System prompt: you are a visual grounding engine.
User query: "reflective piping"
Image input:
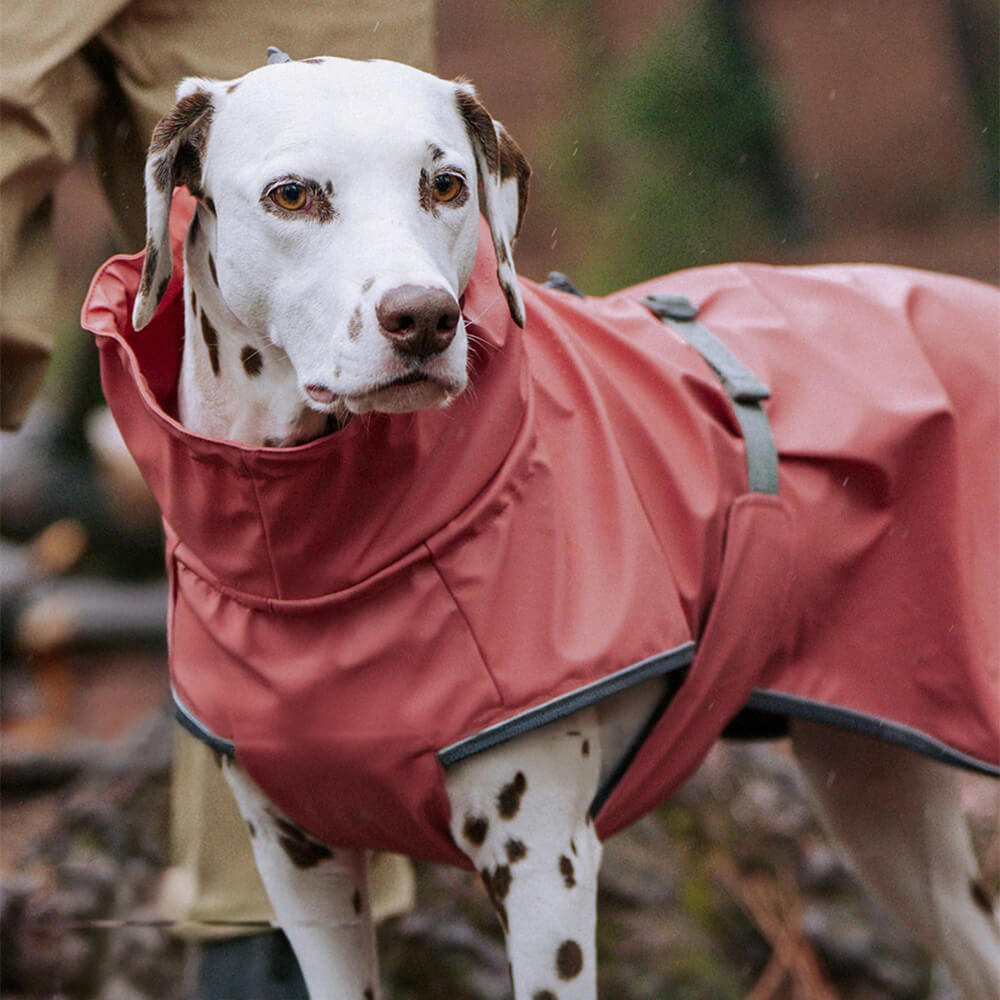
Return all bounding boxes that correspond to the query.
[172,687,236,757]
[438,641,696,768]
[743,689,1000,778]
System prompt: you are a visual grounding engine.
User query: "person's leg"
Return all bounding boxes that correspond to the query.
[0,0,132,428]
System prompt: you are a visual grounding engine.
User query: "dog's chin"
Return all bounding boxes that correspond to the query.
[346,376,465,414]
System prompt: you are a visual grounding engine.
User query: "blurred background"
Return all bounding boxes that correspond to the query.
[2,2,997,998]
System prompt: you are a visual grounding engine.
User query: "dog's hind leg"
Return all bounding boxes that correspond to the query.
[790,718,1000,1000]
[222,760,381,1000]
[446,708,604,1000]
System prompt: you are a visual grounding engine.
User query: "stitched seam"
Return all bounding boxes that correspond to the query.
[424,543,504,704]
[240,455,283,600]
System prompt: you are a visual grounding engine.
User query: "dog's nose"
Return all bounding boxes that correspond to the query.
[376,285,460,360]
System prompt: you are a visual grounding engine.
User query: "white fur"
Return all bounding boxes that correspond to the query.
[136,57,998,998]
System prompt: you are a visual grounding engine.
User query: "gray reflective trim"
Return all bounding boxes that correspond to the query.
[172,687,236,757]
[642,294,780,495]
[744,689,1000,778]
[438,642,696,768]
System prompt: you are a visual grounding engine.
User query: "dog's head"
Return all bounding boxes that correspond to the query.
[132,56,530,415]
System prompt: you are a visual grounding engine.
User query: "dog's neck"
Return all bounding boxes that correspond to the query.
[177,206,336,447]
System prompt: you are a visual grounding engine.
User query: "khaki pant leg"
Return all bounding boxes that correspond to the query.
[0,0,133,428]
[102,0,434,936]
[166,729,273,939]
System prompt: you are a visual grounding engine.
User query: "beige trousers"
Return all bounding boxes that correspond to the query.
[0,0,435,427]
[1,0,432,933]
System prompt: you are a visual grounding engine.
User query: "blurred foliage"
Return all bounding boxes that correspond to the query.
[528,1,798,293]
[952,0,999,203]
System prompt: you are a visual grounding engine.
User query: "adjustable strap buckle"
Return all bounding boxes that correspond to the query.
[642,294,779,495]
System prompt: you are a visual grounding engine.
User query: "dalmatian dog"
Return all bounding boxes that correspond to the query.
[128,55,998,999]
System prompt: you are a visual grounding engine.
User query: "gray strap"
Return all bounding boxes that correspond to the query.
[642,294,779,495]
[544,271,585,298]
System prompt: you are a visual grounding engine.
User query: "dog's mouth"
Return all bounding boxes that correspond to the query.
[384,371,431,389]
[346,370,465,414]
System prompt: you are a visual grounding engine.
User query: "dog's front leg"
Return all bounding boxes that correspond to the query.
[221,760,381,1000]
[447,708,604,1000]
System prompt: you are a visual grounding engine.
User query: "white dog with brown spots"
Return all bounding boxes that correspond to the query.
[129,54,998,1000]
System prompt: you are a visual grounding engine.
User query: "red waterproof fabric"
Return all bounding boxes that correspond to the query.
[83,192,998,865]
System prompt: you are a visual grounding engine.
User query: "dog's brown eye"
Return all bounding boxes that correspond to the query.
[270,182,308,211]
[431,173,464,203]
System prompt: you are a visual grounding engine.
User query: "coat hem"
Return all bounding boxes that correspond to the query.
[437,641,697,768]
[173,688,237,757]
[742,689,1000,778]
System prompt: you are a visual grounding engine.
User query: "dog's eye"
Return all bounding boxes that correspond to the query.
[431,173,464,203]
[269,182,309,212]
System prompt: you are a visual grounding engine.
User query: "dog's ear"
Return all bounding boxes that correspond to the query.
[454,81,531,327]
[132,79,218,330]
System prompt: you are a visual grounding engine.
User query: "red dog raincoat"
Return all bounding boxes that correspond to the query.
[83,193,999,866]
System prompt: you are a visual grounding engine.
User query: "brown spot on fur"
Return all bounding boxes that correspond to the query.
[208,253,219,286]
[150,90,213,153]
[570,838,577,856]
[971,878,995,916]
[581,739,590,757]
[273,816,333,868]
[140,241,158,297]
[153,156,172,194]
[364,989,374,1000]
[456,87,499,174]
[226,82,240,94]
[429,143,446,162]
[533,993,558,1000]
[353,888,362,914]
[241,345,263,377]
[247,820,256,838]
[302,57,327,64]
[556,940,583,980]
[492,864,512,901]
[362,277,375,293]
[463,814,489,846]
[201,311,221,376]
[480,867,509,932]
[505,838,527,863]
[190,288,198,316]
[347,307,363,341]
[559,855,576,889]
[264,437,281,448]
[497,771,527,819]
